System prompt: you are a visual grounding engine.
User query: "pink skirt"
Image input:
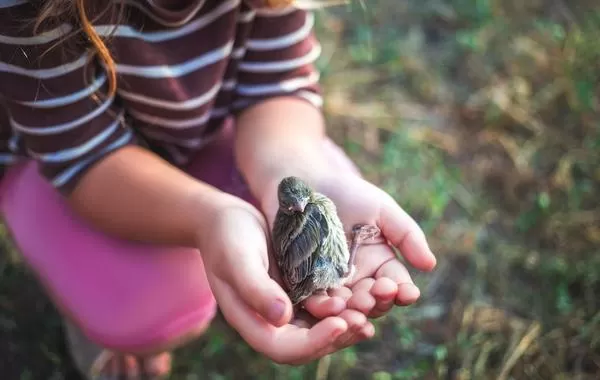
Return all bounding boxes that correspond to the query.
[0,121,359,353]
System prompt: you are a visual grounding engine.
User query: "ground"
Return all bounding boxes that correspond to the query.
[1,1,599,379]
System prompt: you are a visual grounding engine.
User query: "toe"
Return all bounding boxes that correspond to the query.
[142,353,172,378]
[96,353,172,380]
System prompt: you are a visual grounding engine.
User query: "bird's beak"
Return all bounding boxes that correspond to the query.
[289,198,308,213]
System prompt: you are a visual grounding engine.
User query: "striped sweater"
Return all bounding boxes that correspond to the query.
[0,0,322,194]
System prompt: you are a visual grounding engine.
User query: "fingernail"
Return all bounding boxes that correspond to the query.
[268,299,286,324]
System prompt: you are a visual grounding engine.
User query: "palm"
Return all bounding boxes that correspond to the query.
[262,173,436,320]
[202,202,379,365]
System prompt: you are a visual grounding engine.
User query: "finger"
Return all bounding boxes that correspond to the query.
[370,277,397,301]
[303,295,347,319]
[375,259,420,305]
[310,318,366,361]
[228,261,292,326]
[294,307,374,351]
[360,321,376,340]
[369,277,397,318]
[396,283,421,306]
[330,321,375,354]
[375,257,415,285]
[351,278,375,293]
[348,244,397,286]
[346,289,376,315]
[211,277,348,365]
[332,309,368,349]
[219,212,293,327]
[328,286,353,301]
[379,194,437,271]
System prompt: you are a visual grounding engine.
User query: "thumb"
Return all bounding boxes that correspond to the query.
[229,258,293,327]
[379,193,437,271]
[216,207,293,327]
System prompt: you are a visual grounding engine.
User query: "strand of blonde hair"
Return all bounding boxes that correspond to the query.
[75,0,118,99]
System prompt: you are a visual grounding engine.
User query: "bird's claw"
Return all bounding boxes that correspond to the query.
[344,224,381,279]
[351,224,381,243]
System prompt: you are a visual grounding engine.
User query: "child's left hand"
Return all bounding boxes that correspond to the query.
[259,152,437,322]
[306,173,436,319]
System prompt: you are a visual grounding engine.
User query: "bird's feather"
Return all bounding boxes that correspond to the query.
[272,178,352,304]
[284,203,329,286]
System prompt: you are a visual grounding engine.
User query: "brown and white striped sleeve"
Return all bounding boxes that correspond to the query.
[232,7,323,113]
[0,1,138,195]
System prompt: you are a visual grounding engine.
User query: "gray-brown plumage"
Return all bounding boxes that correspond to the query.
[272,176,380,305]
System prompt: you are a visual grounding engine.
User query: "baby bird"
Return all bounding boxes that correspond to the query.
[272,176,380,305]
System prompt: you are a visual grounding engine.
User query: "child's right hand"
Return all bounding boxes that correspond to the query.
[196,195,374,365]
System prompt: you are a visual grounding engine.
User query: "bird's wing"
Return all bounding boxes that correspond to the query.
[285,203,330,286]
[272,210,290,260]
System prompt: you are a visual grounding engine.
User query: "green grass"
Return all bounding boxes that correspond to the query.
[2,0,600,379]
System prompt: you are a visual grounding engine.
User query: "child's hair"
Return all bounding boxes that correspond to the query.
[34,0,125,99]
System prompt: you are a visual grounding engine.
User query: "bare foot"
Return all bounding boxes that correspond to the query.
[64,321,172,379]
[89,351,171,379]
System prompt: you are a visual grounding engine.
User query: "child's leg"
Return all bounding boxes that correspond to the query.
[0,160,220,378]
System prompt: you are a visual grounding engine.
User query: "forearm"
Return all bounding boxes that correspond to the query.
[234,97,329,197]
[68,145,230,248]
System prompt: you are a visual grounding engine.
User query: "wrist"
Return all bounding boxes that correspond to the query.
[254,144,333,220]
[234,97,328,201]
[188,187,239,249]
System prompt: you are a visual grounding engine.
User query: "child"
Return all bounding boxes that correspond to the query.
[0,0,437,378]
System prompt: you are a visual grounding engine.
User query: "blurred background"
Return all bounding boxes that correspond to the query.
[1,0,599,379]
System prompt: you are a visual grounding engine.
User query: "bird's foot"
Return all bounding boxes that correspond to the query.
[344,224,381,278]
[352,224,381,243]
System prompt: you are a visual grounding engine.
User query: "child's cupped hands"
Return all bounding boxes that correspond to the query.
[259,161,437,325]
[197,148,437,364]
[196,195,374,365]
